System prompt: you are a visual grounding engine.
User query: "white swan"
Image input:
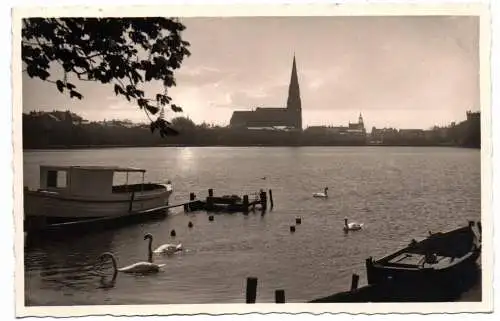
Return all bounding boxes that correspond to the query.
[95,252,165,276]
[343,218,363,232]
[145,233,183,256]
[313,187,329,198]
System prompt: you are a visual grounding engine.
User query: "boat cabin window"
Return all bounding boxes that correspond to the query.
[111,171,147,193]
[46,170,67,188]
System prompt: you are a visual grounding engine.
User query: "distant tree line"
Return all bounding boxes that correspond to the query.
[22,110,480,149]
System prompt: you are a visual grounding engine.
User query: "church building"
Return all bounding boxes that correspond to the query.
[229,55,303,130]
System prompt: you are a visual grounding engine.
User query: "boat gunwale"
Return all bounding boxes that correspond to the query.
[24,186,171,204]
[39,165,147,173]
[371,243,480,272]
[372,224,480,267]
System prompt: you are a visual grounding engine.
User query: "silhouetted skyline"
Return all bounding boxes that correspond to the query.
[23,16,479,130]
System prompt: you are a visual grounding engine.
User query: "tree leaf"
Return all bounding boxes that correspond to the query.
[171,104,183,112]
[145,105,159,115]
[114,84,123,95]
[137,98,148,108]
[38,69,50,80]
[144,65,154,82]
[56,80,65,93]
[69,90,83,99]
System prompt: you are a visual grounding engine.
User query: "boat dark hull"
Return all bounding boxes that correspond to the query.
[365,222,481,298]
[24,207,169,245]
[311,222,482,303]
[366,247,481,297]
[310,261,481,302]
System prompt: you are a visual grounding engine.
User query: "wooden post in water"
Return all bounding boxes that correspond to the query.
[246,277,258,303]
[185,192,196,212]
[243,195,249,214]
[259,190,267,211]
[275,289,285,303]
[206,194,214,211]
[206,189,214,211]
[269,189,274,210]
[365,257,374,285]
[350,274,360,291]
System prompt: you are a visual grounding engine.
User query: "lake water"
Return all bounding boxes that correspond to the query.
[22,146,481,305]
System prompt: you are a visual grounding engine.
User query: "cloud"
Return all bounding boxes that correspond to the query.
[212,84,288,110]
[175,65,230,87]
[22,16,479,129]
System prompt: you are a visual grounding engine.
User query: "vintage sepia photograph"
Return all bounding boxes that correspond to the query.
[12,2,493,317]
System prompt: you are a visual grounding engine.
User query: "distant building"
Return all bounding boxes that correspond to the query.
[323,113,366,136]
[305,113,367,141]
[25,110,85,126]
[398,129,425,138]
[347,113,366,135]
[229,55,302,130]
[466,110,480,121]
[370,127,398,143]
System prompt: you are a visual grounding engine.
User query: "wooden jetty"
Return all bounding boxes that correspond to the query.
[184,188,273,214]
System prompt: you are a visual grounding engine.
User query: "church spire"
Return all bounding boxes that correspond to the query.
[287,54,300,108]
[287,54,302,129]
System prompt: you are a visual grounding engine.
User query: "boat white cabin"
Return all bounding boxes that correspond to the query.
[24,165,173,223]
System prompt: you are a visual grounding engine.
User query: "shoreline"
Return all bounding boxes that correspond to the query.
[22,144,480,151]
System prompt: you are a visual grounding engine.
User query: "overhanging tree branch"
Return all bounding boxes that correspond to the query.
[22,17,191,137]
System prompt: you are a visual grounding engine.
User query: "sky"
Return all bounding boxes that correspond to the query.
[22,16,480,130]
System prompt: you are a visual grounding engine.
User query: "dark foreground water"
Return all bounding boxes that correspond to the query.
[23,147,481,305]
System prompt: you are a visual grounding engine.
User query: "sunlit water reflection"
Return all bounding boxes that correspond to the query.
[23,146,480,305]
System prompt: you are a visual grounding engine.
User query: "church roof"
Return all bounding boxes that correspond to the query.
[255,107,286,111]
[228,54,301,129]
[230,107,293,127]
